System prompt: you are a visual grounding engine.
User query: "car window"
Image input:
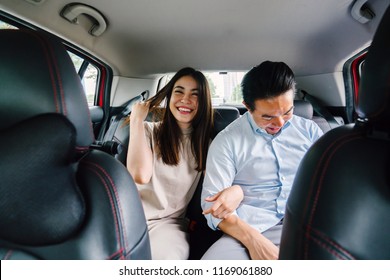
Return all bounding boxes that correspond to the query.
[164,71,246,106]
[67,52,98,106]
[0,20,17,29]
[0,19,97,106]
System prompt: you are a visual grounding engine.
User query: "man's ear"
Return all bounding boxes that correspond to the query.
[242,101,251,111]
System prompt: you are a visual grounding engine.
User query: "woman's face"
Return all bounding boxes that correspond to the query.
[169,75,199,129]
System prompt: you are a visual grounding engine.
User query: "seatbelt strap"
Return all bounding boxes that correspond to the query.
[301,90,340,129]
[103,90,148,142]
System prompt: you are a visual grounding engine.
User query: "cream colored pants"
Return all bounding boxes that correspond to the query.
[147,218,190,260]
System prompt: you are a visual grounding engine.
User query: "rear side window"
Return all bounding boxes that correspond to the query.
[162,71,246,106]
[68,52,98,106]
[0,21,17,29]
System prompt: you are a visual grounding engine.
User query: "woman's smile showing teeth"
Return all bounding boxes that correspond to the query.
[178,106,192,114]
[169,75,199,129]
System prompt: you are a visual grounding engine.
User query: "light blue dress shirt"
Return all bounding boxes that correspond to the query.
[201,111,323,233]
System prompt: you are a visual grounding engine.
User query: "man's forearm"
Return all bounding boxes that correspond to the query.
[217,215,279,260]
[217,214,258,248]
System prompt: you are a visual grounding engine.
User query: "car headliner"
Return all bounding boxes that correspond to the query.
[0,0,389,77]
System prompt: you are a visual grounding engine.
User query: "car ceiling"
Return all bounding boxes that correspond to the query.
[0,0,389,78]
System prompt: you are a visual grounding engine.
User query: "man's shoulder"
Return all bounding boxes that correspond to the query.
[211,115,248,145]
[218,114,248,136]
[291,115,319,127]
[289,115,324,138]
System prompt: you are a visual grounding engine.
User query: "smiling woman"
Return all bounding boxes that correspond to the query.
[126,67,213,260]
[169,76,200,129]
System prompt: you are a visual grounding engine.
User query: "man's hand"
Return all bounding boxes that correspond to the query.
[244,230,279,260]
[218,215,279,260]
[203,185,244,219]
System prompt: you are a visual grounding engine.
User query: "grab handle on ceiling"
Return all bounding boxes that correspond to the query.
[61,3,107,36]
[351,0,375,24]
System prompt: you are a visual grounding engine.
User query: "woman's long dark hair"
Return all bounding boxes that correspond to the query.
[145,67,213,171]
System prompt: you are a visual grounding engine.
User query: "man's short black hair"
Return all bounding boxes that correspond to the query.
[241,61,296,111]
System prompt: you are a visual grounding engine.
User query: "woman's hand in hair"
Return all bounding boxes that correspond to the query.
[203,185,244,219]
[131,101,150,123]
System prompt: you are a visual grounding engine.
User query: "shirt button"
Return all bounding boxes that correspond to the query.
[281,176,286,181]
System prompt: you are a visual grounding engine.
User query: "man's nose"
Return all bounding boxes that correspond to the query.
[273,116,285,127]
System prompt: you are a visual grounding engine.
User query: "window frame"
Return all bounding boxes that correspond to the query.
[343,49,368,123]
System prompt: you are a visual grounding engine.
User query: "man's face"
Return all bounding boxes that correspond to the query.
[246,90,294,135]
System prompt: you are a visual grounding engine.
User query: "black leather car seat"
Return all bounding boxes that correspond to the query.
[293,99,341,133]
[187,106,240,259]
[279,5,390,259]
[0,29,151,259]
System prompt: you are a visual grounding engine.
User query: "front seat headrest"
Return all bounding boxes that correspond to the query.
[356,7,390,130]
[0,29,94,149]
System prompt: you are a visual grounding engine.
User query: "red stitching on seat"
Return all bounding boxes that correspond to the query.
[24,30,61,113]
[3,250,13,260]
[83,160,129,258]
[21,30,95,142]
[44,35,67,116]
[107,248,125,260]
[307,227,356,259]
[303,131,363,258]
[307,234,351,260]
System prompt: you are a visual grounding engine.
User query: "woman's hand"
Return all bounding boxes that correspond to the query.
[130,101,150,123]
[203,185,244,219]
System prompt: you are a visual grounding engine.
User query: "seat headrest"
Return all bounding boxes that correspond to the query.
[0,29,94,148]
[356,5,390,130]
[213,106,240,138]
[0,113,85,246]
[293,100,313,120]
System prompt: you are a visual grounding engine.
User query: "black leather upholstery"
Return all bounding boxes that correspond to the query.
[187,106,240,259]
[212,106,240,138]
[279,6,390,260]
[0,29,151,259]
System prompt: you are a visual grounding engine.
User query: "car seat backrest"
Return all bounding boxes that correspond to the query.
[279,5,390,259]
[187,106,241,259]
[212,106,241,138]
[293,99,342,133]
[0,29,151,260]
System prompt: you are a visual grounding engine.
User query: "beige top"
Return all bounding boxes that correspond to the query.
[136,122,201,221]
